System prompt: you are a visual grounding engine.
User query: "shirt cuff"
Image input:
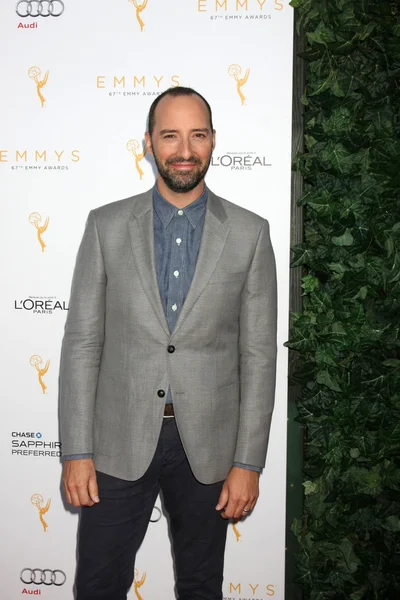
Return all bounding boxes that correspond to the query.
[61,453,94,461]
[233,462,263,473]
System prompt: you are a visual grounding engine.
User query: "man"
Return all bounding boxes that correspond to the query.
[60,86,277,600]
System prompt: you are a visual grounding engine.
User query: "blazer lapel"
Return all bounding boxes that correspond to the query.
[171,190,230,338]
[128,190,170,336]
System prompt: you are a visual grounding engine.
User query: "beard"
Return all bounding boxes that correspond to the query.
[153,151,212,194]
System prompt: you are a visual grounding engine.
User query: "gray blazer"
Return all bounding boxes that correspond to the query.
[59,188,277,484]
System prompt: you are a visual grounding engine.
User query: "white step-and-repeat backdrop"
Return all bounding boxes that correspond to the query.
[0,1,293,598]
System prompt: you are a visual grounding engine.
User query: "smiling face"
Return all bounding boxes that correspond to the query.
[146,93,215,194]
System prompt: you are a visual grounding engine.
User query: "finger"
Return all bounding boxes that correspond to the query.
[216,485,229,511]
[88,474,100,504]
[241,496,258,517]
[221,497,240,520]
[78,485,94,507]
[233,500,250,521]
[68,481,92,507]
[248,496,259,511]
[69,488,82,508]
[62,480,72,505]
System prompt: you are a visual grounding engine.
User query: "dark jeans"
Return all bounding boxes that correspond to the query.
[75,418,228,600]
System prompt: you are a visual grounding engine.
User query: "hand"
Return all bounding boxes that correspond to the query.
[62,459,99,507]
[216,466,259,520]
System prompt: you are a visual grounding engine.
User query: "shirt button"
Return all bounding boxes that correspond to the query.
[172,303,177,311]
[178,210,184,216]
[174,270,179,278]
[176,238,182,245]
[157,390,165,398]
[167,345,175,354]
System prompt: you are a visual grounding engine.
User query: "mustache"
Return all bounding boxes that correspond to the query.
[165,156,202,166]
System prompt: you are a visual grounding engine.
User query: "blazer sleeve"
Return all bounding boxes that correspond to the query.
[235,218,278,467]
[59,210,106,456]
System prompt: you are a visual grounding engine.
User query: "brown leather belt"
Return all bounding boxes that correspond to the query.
[164,404,175,417]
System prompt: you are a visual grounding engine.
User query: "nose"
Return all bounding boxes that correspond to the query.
[177,136,193,160]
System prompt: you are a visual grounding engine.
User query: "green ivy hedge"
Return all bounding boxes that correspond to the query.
[286,1,400,598]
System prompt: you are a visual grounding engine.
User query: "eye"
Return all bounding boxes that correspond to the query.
[194,133,206,138]
[164,134,176,139]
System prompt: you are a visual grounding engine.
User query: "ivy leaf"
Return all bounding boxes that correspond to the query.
[322,107,352,135]
[382,516,400,532]
[307,22,337,45]
[353,286,368,300]
[389,252,400,283]
[321,141,364,174]
[385,424,400,447]
[327,570,355,588]
[337,538,361,574]
[305,134,318,149]
[309,72,335,96]
[300,91,309,106]
[385,237,394,258]
[332,229,354,246]
[315,345,338,367]
[307,191,335,217]
[302,275,319,293]
[343,466,382,496]
[303,480,318,495]
[383,359,400,368]
[291,517,303,537]
[342,197,365,220]
[328,262,348,274]
[291,244,314,268]
[331,78,345,97]
[316,370,342,392]
[310,591,337,600]
[350,587,368,600]
[285,331,315,352]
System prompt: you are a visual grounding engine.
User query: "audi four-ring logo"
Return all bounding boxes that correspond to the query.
[20,568,67,586]
[16,1,65,17]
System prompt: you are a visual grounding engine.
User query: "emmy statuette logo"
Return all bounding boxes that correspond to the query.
[30,355,50,394]
[228,64,250,106]
[133,569,146,600]
[232,522,241,542]
[129,0,148,31]
[31,493,51,532]
[126,140,146,180]
[28,66,49,107]
[29,212,49,252]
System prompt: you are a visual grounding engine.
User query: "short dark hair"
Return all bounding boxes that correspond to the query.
[147,86,214,136]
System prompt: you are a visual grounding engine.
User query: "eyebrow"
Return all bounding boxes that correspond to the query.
[159,128,210,135]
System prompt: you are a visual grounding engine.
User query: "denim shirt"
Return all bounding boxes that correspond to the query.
[63,185,261,473]
[153,184,207,403]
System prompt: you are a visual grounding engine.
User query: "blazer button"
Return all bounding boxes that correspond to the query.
[157,390,165,398]
[167,345,175,354]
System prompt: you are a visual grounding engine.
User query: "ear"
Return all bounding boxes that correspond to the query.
[145,132,153,156]
[212,129,216,152]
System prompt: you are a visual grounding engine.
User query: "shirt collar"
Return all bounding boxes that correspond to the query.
[153,184,208,229]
